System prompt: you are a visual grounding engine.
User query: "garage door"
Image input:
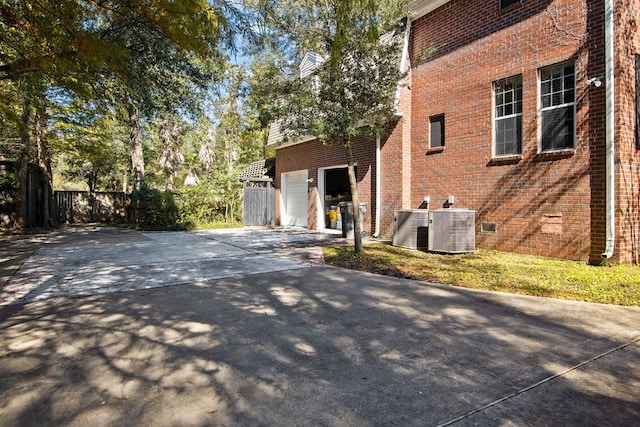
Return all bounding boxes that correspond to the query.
[283,170,308,227]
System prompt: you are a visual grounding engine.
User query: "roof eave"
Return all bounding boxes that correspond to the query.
[266,135,317,150]
[411,0,451,20]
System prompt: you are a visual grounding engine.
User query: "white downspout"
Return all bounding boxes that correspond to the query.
[602,0,615,259]
[376,18,411,238]
[374,130,382,237]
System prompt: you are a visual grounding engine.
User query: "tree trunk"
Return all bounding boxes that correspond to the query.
[345,141,363,252]
[88,173,97,222]
[35,107,56,227]
[159,115,183,191]
[17,95,31,230]
[226,139,234,223]
[160,115,172,190]
[128,104,145,192]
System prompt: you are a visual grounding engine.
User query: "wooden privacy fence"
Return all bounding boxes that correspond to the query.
[242,179,275,226]
[0,161,46,228]
[55,191,128,224]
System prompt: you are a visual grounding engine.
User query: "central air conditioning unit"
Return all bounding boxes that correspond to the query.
[428,209,476,253]
[392,209,430,250]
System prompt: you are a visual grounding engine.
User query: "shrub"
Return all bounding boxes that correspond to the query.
[129,188,186,230]
[174,184,227,226]
[129,184,241,230]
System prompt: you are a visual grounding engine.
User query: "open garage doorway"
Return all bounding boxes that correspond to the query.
[318,166,354,231]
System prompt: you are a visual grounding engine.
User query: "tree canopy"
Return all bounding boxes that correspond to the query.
[257,0,409,250]
[0,0,260,227]
[1,0,411,233]
[0,1,236,83]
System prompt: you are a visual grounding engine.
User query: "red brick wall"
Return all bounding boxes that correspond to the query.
[272,0,640,263]
[410,0,602,261]
[274,116,407,237]
[378,82,413,237]
[274,127,382,235]
[275,140,354,231]
[615,0,640,263]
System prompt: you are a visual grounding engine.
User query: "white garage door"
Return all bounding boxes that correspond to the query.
[283,170,308,227]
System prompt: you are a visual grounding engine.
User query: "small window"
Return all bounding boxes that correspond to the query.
[430,114,445,148]
[494,75,523,156]
[540,62,575,151]
[500,0,520,9]
[481,222,497,233]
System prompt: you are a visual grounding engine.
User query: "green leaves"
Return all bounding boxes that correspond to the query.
[265,0,408,146]
[53,109,129,192]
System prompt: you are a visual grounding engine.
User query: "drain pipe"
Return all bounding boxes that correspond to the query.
[373,129,382,238]
[602,0,616,259]
[375,17,411,238]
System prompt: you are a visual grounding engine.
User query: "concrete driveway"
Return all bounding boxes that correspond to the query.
[1,226,639,426]
[0,225,343,306]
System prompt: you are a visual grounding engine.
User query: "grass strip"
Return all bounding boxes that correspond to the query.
[323,243,640,306]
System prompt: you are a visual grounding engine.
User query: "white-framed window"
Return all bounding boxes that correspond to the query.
[540,62,575,151]
[494,75,523,156]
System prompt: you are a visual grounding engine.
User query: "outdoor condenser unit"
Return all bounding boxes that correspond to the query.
[392,209,430,250]
[428,209,476,253]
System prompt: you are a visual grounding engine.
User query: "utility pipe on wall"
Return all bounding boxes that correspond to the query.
[374,130,382,238]
[602,0,616,259]
[376,16,411,238]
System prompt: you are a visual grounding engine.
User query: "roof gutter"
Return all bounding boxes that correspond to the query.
[602,0,616,259]
[394,16,412,111]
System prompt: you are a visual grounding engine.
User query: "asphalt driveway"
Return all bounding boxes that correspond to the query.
[0,226,639,426]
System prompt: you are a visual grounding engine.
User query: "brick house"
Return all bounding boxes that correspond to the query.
[267,0,640,264]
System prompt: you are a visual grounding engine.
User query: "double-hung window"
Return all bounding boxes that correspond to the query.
[540,63,575,151]
[494,75,523,156]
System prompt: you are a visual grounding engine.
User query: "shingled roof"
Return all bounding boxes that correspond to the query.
[239,158,276,180]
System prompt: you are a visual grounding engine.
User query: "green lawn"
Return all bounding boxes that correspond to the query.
[322,243,640,306]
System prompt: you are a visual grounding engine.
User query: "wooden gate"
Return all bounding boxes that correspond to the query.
[242,178,275,226]
[54,191,128,223]
[0,161,45,228]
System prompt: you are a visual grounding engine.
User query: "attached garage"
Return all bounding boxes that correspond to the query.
[281,170,308,227]
[318,166,352,230]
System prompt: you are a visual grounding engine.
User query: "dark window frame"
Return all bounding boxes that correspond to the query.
[500,0,521,9]
[429,114,445,148]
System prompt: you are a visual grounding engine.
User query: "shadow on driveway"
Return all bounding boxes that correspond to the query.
[1,266,639,426]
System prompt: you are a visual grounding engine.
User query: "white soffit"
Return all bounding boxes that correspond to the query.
[411,0,452,20]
